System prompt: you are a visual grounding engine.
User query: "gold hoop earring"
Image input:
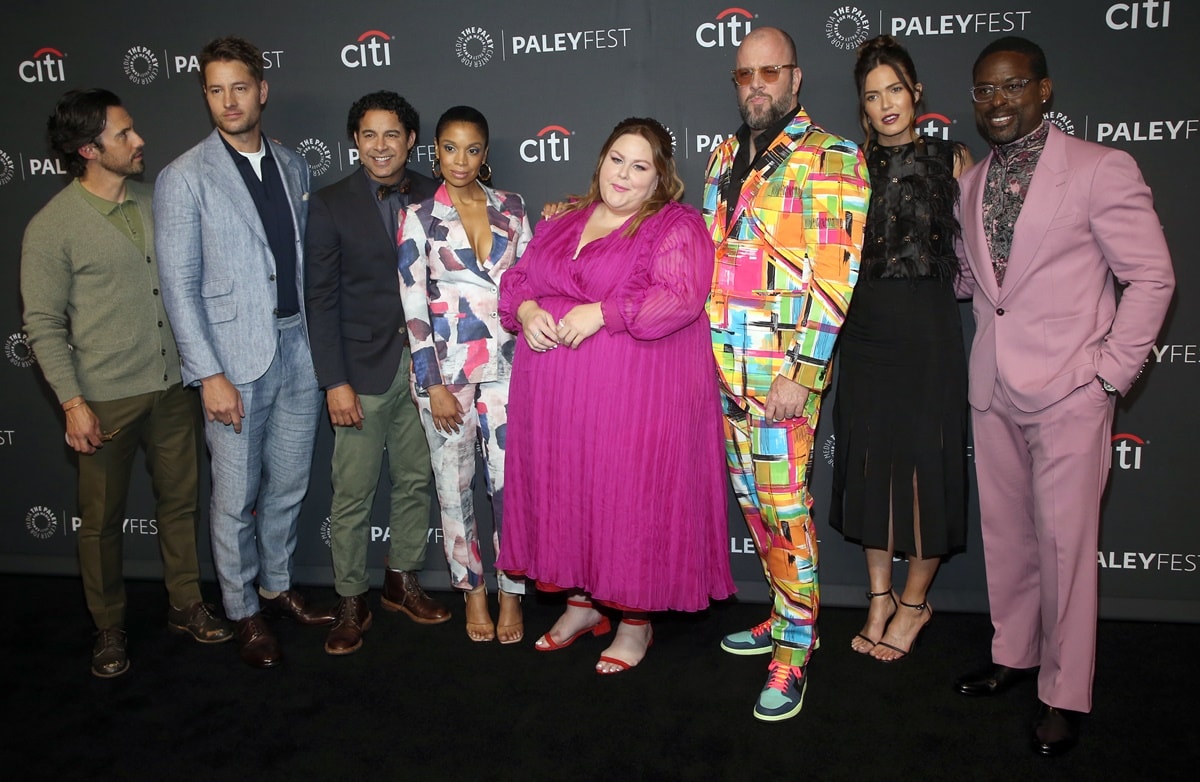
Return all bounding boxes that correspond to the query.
[478,162,492,182]
[432,159,442,178]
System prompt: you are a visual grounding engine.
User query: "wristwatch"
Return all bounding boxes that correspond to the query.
[1097,376,1117,395]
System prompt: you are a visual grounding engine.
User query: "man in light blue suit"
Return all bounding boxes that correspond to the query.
[154,36,333,669]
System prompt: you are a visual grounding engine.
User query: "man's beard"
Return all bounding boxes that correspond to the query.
[738,91,793,130]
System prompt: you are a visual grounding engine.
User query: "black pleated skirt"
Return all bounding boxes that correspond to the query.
[829,277,968,557]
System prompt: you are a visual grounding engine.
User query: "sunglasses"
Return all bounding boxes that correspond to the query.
[730,64,797,87]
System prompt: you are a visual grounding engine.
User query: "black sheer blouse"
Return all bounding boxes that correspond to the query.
[861,136,963,280]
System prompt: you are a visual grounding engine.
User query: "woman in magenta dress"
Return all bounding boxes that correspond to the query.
[497,117,734,674]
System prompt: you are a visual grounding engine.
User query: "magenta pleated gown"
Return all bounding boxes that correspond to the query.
[496,201,735,612]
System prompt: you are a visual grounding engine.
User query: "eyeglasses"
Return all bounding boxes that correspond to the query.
[970,79,1033,103]
[731,64,797,87]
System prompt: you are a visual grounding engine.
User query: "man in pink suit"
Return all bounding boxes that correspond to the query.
[953,37,1174,756]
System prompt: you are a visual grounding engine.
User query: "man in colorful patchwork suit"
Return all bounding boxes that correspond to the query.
[702,26,870,721]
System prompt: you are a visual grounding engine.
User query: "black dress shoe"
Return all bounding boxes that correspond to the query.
[955,663,1037,696]
[261,590,336,626]
[1032,701,1080,756]
[236,613,282,668]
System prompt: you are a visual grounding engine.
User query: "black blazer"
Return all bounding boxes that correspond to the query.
[304,167,438,395]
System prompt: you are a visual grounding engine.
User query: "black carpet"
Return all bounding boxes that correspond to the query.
[1,574,1194,781]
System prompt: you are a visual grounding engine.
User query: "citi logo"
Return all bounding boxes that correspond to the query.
[915,113,952,140]
[342,30,392,69]
[1112,433,1146,470]
[520,125,572,163]
[696,7,754,48]
[1106,1,1171,29]
[19,47,66,83]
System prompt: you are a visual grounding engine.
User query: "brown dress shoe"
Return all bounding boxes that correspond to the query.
[325,595,373,655]
[91,628,130,678]
[381,569,451,624]
[261,589,336,626]
[167,601,234,643]
[236,614,282,668]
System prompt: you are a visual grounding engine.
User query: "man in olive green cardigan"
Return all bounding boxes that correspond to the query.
[21,89,233,678]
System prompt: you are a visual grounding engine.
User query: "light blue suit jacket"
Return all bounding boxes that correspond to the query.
[154,129,311,386]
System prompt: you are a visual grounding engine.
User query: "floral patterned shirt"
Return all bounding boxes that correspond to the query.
[982,120,1049,286]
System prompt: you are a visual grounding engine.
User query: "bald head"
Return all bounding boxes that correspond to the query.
[733,26,802,130]
[740,26,797,65]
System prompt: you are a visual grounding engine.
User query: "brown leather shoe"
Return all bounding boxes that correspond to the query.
[235,613,282,668]
[381,569,451,624]
[91,628,129,678]
[261,589,336,626]
[167,601,234,643]
[325,595,373,655]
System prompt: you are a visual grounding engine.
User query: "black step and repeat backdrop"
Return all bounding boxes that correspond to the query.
[1,1,1195,622]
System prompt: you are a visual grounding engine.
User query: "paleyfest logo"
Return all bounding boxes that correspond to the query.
[456,27,495,68]
[123,45,160,85]
[826,6,870,50]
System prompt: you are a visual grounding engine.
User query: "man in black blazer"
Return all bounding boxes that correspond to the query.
[305,92,448,655]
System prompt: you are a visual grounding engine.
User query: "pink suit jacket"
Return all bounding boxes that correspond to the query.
[956,126,1174,413]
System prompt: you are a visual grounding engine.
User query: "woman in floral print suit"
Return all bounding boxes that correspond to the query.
[398,106,532,644]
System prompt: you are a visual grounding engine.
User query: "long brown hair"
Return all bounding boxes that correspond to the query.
[853,35,922,144]
[560,117,685,235]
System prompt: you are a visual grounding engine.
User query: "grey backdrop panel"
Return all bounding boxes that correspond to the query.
[2,1,1195,622]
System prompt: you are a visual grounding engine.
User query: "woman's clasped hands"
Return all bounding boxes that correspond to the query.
[517,300,604,352]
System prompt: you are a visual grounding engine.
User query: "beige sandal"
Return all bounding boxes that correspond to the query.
[497,590,524,645]
[464,585,495,642]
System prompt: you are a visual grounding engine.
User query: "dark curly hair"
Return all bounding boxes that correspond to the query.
[346,91,420,141]
[47,88,122,178]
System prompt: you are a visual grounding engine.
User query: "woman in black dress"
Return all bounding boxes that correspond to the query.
[831,35,973,662]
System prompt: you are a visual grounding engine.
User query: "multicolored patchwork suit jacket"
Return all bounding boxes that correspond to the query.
[703,109,870,409]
